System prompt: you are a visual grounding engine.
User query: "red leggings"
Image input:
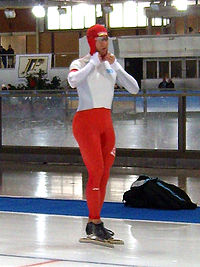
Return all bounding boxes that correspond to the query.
[73,108,115,219]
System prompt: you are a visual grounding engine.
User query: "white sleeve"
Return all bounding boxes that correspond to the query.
[68,62,94,88]
[68,53,101,88]
[111,60,139,94]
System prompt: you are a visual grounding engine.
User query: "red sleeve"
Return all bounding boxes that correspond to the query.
[70,69,78,73]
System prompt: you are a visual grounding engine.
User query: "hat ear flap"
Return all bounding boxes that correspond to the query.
[88,38,96,55]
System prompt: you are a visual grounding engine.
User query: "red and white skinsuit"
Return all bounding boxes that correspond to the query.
[68,25,139,220]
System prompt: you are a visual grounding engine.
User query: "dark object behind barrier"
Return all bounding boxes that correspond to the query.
[123,175,197,210]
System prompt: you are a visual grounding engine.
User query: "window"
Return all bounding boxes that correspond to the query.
[109,3,123,28]
[48,4,95,30]
[48,7,60,30]
[147,61,157,78]
[159,61,169,78]
[186,0,197,5]
[152,18,162,27]
[152,18,170,26]
[85,5,96,28]
[186,60,197,78]
[109,1,150,28]
[123,1,137,27]
[72,4,95,29]
[137,2,150,27]
[60,7,72,30]
[96,4,102,18]
[48,6,72,30]
[171,61,182,78]
[72,5,84,29]
[163,18,170,25]
[47,1,151,30]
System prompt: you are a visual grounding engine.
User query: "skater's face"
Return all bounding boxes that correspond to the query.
[95,36,108,57]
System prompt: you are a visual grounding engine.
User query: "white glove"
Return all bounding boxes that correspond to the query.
[90,52,101,67]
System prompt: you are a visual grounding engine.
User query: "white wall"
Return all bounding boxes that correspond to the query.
[0,68,17,87]
[117,34,200,58]
[0,54,69,88]
[49,68,68,88]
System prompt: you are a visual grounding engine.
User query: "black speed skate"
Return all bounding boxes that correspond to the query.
[79,222,124,247]
[86,222,115,237]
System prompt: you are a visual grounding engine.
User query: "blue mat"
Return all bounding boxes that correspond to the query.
[0,196,199,224]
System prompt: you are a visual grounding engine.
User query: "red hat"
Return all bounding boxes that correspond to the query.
[86,24,108,55]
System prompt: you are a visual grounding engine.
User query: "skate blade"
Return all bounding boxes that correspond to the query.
[108,238,124,245]
[79,237,114,248]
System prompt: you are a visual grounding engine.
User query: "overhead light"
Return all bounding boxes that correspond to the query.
[4,9,16,19]
[103,4,113,14]
[150,4,159,11]
[57,7,67,15]
[173,0,188,11]
[32,5,45,18]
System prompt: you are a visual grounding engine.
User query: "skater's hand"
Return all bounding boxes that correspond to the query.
[104,52,115,65]
[90,52,101,66]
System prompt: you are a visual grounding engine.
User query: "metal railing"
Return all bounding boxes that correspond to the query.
[0,89,199,168]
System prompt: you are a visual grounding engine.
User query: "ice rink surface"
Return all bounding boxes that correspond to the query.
[0,168,199,266]
[0,213,200,267]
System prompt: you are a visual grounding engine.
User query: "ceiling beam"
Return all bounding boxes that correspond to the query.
[0,0,160,9]
[0,0,197,9]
